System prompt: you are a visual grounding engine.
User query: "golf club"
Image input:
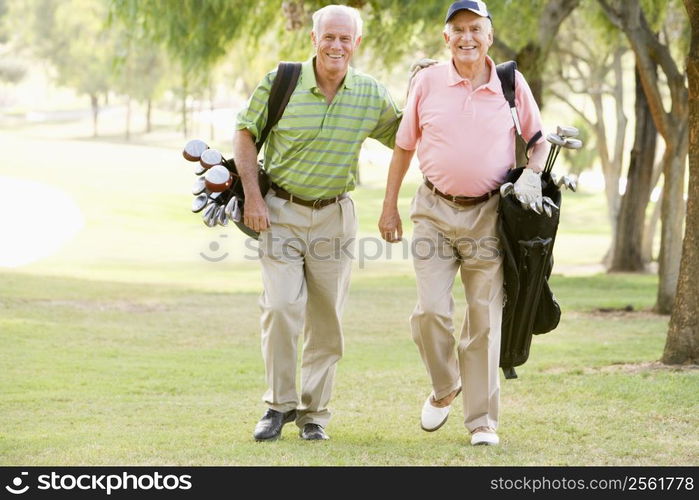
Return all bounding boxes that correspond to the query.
[191,193,209,213]
[200,149,224,170]
[183,139,209,162]
[556,125,579,139]
[217,205,228,226]
[548,126,582,173]
[544,133,566,173]
[204,165,233,193]
[192,176,207,195]
[500,182,514,197]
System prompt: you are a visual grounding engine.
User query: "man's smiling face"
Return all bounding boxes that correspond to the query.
[311,12,361,78]
[443,10,493,69]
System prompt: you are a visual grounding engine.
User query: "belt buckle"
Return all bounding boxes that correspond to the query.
[312,198,324,209]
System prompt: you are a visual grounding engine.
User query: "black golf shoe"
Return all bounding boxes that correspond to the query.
[299,423,329,441]
[253,408,297,441]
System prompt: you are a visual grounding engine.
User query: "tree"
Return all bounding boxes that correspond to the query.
[112,27,169,138]
[610,64,658,271]
[598,0,689,314]
[663,0,698,364]
[9,0,116,137]
[548,4,629,253]
[109,0,279,136]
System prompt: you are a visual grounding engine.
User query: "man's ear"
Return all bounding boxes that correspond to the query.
[310,30,317,48]
[443,30,449,45]
[354,35,362,49]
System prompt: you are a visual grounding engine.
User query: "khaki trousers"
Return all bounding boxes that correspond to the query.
[409,183,503,431]
[258,190,357,428]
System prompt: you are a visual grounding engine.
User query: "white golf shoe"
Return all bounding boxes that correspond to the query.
[420,388,461,432]
[470,426,500,446]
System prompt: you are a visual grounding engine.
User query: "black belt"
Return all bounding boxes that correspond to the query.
[271,183,347,209]
[424,179,498,206]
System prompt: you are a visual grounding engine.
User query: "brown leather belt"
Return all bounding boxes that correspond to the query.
[272,183,347,209]
[424,178,498,206]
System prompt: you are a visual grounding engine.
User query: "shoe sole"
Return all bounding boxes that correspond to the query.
[421,415,449,432]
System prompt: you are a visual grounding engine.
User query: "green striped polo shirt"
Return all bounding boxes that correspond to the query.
[235,58,402,199]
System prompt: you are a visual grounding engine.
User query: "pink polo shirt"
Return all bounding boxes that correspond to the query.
[396,57,544,197]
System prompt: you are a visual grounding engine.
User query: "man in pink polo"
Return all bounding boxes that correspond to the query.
[378,0,548,446]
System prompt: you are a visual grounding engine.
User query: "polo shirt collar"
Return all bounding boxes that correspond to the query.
[446,56,500,94]
[300,57,356,91]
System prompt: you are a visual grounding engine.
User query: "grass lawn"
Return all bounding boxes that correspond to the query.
[1,126,696,466]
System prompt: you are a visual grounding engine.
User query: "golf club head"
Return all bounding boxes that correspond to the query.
[566,176,578,192]
[529,200,542,214]
[191,193,209,213]
[209,191,222,201]
[543,203,552,218]
[563,138,583,150]
[204,165,233,193]
[194,164,206,176]
[542,196,559,210]
[200,149,223,170]
[546,133,566,147]
[202,202,218,227]
[217,205,228,226]
[224,195,237,218]
[183,139,208,162]
[192,176,207,195]
[556,125,579,138]
[500,182,514,197]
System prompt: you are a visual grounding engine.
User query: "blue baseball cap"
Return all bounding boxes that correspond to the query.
[445,0,491,23]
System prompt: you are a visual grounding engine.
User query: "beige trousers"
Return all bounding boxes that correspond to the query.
[409,183,503,431]
[257,189,357,428]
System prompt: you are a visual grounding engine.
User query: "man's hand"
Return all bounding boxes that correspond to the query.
[408,58,438,93]
[379,205,403,243]
[243,195,270,233]
[513,168,543,213]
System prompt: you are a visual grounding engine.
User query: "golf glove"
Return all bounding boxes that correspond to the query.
[513,168,542,206]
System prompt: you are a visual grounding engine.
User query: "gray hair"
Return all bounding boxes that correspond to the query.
[312,5,363,39]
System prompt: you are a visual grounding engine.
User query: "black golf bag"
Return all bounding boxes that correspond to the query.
[495,61,562,379]
[497,167,562,379]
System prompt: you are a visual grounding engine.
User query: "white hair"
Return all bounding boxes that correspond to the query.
[312,5,363,39]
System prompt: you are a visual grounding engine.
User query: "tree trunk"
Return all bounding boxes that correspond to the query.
[663,0,698,363]
[655,142,688,314]
[90,93,99,138]
[181,72,188,138]
[146,99,152,133]
[610,66,657,271]
[209,83,216,141]
[516,42,543,106]
[125,95,131,141]
[642,190,662,264]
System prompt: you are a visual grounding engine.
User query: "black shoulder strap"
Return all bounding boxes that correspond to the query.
[256,62,302,152]
[496,60,520,136]
[496,60,542,160]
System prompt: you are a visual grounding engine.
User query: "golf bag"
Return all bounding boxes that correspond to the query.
[227,61,302,239]
[495,61,562,379]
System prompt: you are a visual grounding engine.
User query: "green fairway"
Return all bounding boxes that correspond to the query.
[1,270,696,466]
[1,129,696,466]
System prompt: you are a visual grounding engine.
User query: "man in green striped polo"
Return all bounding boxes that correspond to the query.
[233,4,401,441]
